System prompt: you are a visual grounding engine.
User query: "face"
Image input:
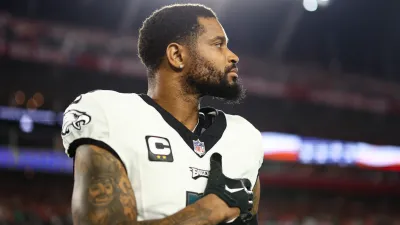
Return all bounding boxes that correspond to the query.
[183,17,245,103]
[88,177,115,207]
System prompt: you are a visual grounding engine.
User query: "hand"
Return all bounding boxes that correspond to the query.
[225,207,240,223]
[224,177,254,223]
[200,194,240,223]
[203,153,254,223]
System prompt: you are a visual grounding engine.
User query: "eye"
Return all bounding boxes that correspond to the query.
[215,43,222,48]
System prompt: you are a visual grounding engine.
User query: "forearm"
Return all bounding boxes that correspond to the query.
[138,195,226,225]
[73,195,226,225]
[73,145,228,225]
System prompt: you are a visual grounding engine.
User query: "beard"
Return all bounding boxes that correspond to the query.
[183,52,246,104]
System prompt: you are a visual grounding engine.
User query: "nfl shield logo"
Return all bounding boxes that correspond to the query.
[193,139,206,157]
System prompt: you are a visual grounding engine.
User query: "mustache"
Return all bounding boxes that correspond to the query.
[224,64,238,74]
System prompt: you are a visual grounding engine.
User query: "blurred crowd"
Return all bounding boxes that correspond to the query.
[258,189,400,225]
[0,188,399,225]
[0,196,72,225]
[1,1,400,225]
[0,169,399,225]
[0,172,72,225]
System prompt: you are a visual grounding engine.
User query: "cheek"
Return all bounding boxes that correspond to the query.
[105,183,113,195]
[209,53,225,66]
[198,47,225,65]
[200,58,225,75]
[89,184,101,197]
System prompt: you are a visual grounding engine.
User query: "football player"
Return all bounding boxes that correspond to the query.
[62,3,264,225]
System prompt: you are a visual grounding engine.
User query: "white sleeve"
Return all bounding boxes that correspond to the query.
[247,130,264,190]
[61,93,111,158]
[256,131,264,170]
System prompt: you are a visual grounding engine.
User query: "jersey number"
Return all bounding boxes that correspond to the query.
[186,191,203,205]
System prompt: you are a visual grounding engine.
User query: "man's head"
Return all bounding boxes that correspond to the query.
[138,4,245,103]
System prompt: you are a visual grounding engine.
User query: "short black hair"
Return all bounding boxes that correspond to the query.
[138,3,217,76]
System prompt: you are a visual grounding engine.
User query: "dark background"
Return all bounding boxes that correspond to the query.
[0,0,400,224]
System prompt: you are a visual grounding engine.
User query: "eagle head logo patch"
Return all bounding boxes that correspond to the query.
[61,109,92,136]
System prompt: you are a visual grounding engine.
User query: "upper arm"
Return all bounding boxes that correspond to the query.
[251,129,263,216]
[61,93,137,224]
[72,144,137,225]
[247,129,263,224]
[251,177,260,216]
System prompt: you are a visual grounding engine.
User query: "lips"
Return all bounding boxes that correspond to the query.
[229,68,239,74]
[228,68,239,78]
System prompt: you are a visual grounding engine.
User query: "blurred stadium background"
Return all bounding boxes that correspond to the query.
[1,0,400,224]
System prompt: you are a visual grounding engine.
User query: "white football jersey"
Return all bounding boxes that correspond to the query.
[61,90,264,221]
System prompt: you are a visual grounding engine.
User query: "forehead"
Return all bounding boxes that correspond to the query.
[197,17,227,41]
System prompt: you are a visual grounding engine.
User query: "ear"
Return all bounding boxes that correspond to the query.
[166,43,187,70]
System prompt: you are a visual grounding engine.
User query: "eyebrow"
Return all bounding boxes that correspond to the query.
[210,36,229,44]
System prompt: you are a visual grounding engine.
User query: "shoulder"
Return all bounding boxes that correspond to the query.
[83,89,135,98]
[65,90,145,116]
[74,90,140,107]
[223,111,264,167]
[224,112,261,137]
[61,90,142,158]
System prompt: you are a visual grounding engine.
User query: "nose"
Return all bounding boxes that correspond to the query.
[228,49,239,64]
[98,184,107,194]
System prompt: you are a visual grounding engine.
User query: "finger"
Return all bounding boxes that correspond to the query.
[248,193,254,201]
[241,178,252,190]
[210,153,222,172]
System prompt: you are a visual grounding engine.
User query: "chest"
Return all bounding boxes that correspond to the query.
[125,116,253,179]
[106,103,258,220]
[126,128,253,219]
[111,103,255,178]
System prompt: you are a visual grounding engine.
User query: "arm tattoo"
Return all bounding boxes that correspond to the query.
[73,145,222,225]
[73,145,137,225]
[138,203,213,225]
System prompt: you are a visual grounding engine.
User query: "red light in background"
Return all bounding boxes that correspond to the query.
[27,98,38,110]
[14,91,25,105]
[33,92,44,108]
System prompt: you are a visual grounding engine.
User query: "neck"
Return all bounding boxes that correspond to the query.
[147,74,200,131]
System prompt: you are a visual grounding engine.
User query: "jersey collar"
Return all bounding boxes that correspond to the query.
[139,94,227,158]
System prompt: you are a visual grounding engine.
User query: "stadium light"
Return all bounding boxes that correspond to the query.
[20,114,34,133]
[318,0,331,7]
[303,0,318,12]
